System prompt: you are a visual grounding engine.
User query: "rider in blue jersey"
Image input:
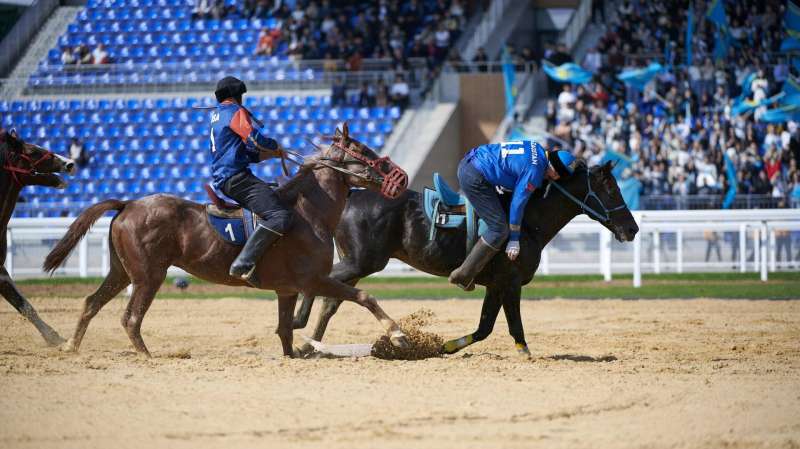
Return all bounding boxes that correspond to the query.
[449,141,576,290]
[209,76,291,287]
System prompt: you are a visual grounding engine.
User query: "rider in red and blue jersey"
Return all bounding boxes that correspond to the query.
[210,76,292,286]
[449,140,576,290]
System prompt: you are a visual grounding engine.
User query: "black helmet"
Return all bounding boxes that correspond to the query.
[215,76,247,102]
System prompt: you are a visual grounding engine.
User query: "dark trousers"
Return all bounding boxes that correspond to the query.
[222,170,293,234]
[457,156,509,250]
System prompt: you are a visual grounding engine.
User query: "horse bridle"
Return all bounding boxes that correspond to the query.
[240,106,408,199]
[1,134,55,187]
[289,137,408,199]
[547,169,628,224]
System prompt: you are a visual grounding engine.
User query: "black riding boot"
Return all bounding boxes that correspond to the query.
[230,225,282,287]
[448,238,499,291]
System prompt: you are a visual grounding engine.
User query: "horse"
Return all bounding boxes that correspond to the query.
[43,125,411,357]
[292,160,639,355]
[0,129,75,346]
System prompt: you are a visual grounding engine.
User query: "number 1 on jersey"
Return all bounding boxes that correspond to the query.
[500,141,525,158]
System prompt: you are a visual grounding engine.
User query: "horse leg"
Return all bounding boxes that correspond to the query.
[501,282,530,356]
[292,258,373,329]
[121,269,166,357]
[61,261,130,352]
[308,260,370,340]
[308,276,408,347]
[276,293,298,357]
[0,266,64,346]
[442,284,503,354]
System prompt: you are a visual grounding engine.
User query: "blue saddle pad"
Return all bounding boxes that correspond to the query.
[206,205,257,246]
[423,173,488,252]
[433,173,465,207]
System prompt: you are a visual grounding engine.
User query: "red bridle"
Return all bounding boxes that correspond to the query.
[2,147,55,187]
[331,139,408,199]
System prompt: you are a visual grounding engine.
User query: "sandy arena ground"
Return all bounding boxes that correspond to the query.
[1,295,799,449]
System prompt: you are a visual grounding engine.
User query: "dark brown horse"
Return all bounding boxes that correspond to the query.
[43,126,410,357]
[1,129,75,345]
[292,161,639,355]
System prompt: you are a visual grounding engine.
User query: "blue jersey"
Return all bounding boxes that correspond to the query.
[469,140,549,229]
[209,101,278,190]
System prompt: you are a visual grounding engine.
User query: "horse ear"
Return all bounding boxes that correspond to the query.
[603,160,616,173]
[342,122,349,141]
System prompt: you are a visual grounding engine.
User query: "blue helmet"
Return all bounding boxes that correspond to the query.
[547,150,576,178]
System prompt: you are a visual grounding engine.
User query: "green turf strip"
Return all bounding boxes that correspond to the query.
[16,272,800,300]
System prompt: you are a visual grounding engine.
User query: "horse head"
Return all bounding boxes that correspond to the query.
[556,160,639,242]
[323,122,408,199]
[0,128,76,188]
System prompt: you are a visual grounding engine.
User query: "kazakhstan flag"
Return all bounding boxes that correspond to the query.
[542,61,593,84]
[706,0,728,28]
[617,63,663,90]
[781,36,800,52]
[760,104,800,123]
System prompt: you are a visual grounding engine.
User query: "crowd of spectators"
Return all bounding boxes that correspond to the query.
[61,43,110,65]
[192,0,469,71]
[543,0,800,207]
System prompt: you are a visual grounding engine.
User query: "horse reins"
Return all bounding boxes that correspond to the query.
[546,171,628,224]
[195,103,407,199]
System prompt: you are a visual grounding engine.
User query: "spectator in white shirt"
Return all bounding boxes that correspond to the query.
[390,73,410,109]
[92,44,110,64]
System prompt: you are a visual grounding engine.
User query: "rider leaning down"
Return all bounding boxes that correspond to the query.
[449,140,576,290]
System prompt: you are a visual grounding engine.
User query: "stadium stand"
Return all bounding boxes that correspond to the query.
[539,0,800,209]
[4,0,473,217]
[30,0,469,88]
[3,95,401,217]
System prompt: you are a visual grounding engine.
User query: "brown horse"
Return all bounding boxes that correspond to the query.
[43,126,410,357]
[1,129,75,345]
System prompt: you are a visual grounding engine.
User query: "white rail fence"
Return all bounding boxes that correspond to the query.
[6,210,800,287]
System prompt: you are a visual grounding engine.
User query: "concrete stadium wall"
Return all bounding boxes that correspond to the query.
[458,73,505,154]
[0,0,57,78]
[409,102,462,191]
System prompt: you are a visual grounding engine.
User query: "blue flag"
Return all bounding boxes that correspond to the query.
[713,27,730,62]
[731,94,784,116]
[721,153,737,209]
[760,104,800,123]
[786,1,800,38]
[686,4,694,66]
[706,0,728,28]
[542,62,593,84]
[501,48,516,115]
[782,75,800,104]
[617,63,663,90]
[618,177,642,210]
[781,36,800,52]
[601,149,633,179]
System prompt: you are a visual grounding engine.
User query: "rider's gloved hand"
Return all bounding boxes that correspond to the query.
[505,239,520,260]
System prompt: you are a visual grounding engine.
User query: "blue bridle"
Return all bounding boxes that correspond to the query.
[546,169,628,224]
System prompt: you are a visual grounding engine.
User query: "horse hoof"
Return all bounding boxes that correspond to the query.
[516,344,532,357]
[60,339,77,353]
[296,343,315,358]
[43,331,66,347]
[390,331,409,349]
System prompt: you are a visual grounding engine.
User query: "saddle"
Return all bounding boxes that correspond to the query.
[422,173,487,253]
[204,184,262,246]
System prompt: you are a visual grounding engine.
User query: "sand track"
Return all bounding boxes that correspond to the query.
[1,297,799,449]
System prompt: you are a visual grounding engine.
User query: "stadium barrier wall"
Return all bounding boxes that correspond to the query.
[6,210,800,287]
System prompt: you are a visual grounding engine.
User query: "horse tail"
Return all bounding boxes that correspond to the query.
[43,199,127,274]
